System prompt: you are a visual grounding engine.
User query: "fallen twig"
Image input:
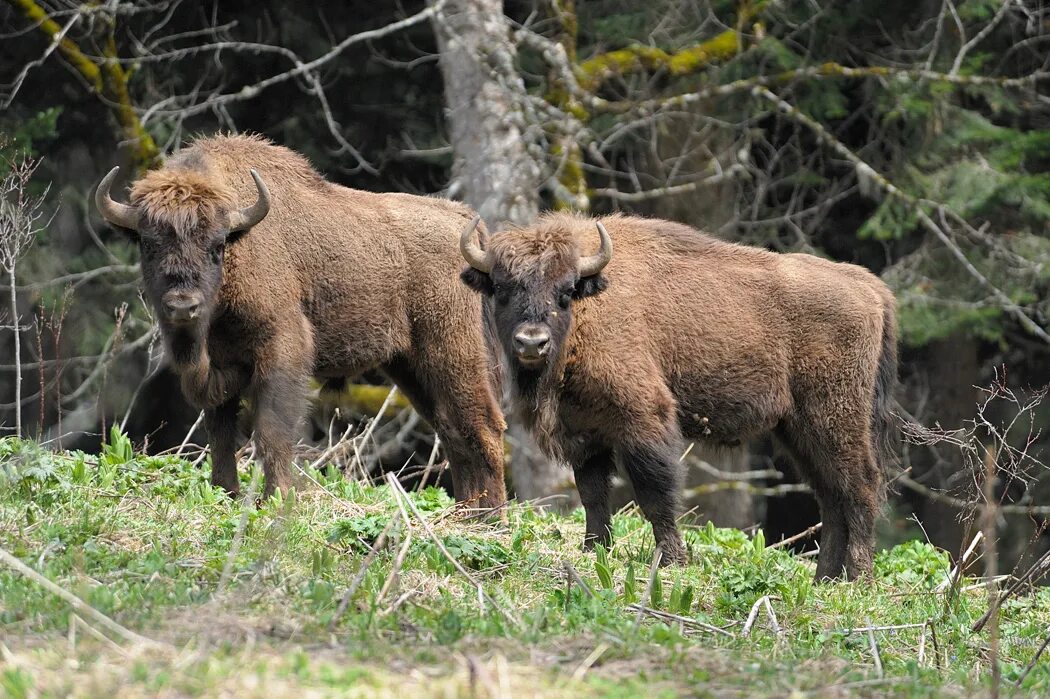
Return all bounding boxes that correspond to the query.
[837,622,927,635]
[625,604,734,637]
[769,522,822,550]
[416,435,442,492]
[563,560,597,600]
[379,589,417,618]
[349,386,398,478]
[375,524,412,612]
[329,515,396,629]
[866,616,884,679]
[936,531,982,593]
[1016,626,1050,687]
[918,619,928,666]
[306,420,355,472]
[175,411,205,458]
[634,546,663,631]
[742,597,763,637]
[0,545,167,650]
[385,473,523,629]
[742,595,781,637]
[70,613,130,656]
[974,546,1050,632]
[571,643,610,681]
[763,596,781,636]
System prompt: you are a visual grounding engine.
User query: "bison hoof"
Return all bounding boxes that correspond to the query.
[657,540,688,567]
[582,537,612,552]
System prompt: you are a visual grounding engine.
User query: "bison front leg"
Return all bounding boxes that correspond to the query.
[205,396,241,496]
[250,327,313,501]
[619,441,687,566]
[574,453,614,551]
[252,368,307,500]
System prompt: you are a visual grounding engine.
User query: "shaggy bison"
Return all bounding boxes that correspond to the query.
[96,135,506,508]
[459,213,896,579]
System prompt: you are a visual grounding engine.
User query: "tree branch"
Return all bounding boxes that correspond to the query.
[145,1,448,121]
[576,29,740,92]
[755,86,1050,346]
[4,0,160,171]
[597,63,1050,115]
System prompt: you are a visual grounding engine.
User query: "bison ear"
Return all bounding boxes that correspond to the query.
[224,227,248,246]
[573,274,608,300]
[461,267,494,295]
[103,217,139,242]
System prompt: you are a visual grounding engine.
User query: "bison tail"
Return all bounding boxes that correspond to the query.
[871,300,899,496]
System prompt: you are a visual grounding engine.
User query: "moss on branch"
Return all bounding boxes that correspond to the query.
[6,0,102,90]
[315,383,413,416]
[5,0,160,171]
[576,29,740,92]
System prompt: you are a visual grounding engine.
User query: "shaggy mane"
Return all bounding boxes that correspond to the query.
[130,169,238,237]
[490,213,590,280]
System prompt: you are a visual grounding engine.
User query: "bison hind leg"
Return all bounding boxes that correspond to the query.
[775,424,882,581]
[384,357,507,514]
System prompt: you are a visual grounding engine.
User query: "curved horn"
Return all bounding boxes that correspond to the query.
[459,215,493,273]
[578,221,613,277]
[95,166,140,231]
[227,169,271,232]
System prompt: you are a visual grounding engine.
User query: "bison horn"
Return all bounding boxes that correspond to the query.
[578,221,613,277]
[460,215,493,273]
[95,166,140,231]
[227,169,271,232]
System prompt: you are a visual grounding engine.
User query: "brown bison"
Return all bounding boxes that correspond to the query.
[95,134,506,508]
[459,213,896,579]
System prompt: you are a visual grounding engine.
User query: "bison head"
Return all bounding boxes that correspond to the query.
[459,215,612,373]
[95,167,270,342]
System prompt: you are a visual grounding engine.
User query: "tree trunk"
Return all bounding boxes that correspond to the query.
[431,0,538,226]
[431,0,579,508]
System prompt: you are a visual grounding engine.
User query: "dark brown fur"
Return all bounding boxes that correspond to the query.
[462,212,897,578]
[115,134,506,507]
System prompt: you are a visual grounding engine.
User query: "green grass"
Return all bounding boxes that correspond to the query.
[2,432,1049,697]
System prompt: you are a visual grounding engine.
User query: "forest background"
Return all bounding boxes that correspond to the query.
[2,0,1050,564]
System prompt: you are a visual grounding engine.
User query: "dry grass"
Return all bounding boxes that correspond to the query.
[2,436,1050,697]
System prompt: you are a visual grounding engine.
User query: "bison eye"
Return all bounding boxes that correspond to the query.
[210,243,225,263]
[558,292,572,309]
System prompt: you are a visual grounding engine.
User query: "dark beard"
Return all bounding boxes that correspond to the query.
[165,325,206,368]
[507,354,565,462]
[511,362,544,401]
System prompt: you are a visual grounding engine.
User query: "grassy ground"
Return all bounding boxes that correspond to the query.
[2,432,1049,698]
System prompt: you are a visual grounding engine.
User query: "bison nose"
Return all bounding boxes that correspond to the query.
[161,291,203,324]
[513,326,551,359]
